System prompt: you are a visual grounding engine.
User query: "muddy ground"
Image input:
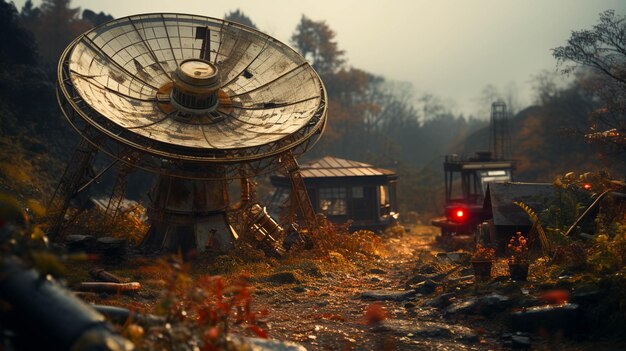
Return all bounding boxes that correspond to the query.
[68,225,626,351]
[247,225,493,350]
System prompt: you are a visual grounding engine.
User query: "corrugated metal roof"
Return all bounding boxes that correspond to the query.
[296,156,396,178]
[484,182,556,226]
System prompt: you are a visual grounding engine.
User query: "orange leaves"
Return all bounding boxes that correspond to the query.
[364,303,387,326]
[143,258,268,349]
[472,244,495,261]
[508,231,529,264]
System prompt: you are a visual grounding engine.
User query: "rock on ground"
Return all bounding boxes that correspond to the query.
[361,289,418,302]
[374,319,478,342]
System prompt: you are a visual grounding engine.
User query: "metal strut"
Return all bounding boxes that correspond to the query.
[46,137,100,239]
[101,160,135,234]
[279,152,318,234]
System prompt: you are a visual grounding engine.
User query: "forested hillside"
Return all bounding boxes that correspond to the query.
[457,82,605,182]
[0,0,617,217]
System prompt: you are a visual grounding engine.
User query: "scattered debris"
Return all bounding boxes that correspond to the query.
[77,282,141,294]
[95,236,127,255]
[233,337,308,351]
[361,289,418,302]
[510,303,581,334]
[89,268,125,283]
[436,251,471,264]
[264,272,301,285]
[374,319,478,342]
[65,234,96,251]
[409,279,439,295]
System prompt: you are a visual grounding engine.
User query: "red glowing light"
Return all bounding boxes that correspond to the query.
[455,209,465,219]
[583,183,592,190]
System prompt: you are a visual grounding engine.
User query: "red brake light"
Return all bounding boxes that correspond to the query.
[455,209,465,219]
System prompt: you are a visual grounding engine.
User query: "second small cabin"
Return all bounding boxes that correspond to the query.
[268,156,398,231]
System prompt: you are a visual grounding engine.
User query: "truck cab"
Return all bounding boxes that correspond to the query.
[432,152,514,244]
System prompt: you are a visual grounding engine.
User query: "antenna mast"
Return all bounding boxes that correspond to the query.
[489,100,510,161]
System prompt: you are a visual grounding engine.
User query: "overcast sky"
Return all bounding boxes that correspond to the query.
[13,0,626,117]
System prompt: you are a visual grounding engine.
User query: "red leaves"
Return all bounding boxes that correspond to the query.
[541,289,570,305]
[153,266,268,349]
[364,303,387,326]
[191,275,268,346]
[247,325,268,339]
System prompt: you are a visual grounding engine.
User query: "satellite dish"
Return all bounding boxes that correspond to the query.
[50,13,327,255]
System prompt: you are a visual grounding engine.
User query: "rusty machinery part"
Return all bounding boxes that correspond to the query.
[239,166,257,205]
[244,203,286,258]
[57,13,328,180]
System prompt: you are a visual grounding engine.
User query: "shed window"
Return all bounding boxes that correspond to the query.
[319,187,347,215]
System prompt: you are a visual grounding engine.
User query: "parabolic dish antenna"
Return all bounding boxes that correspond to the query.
[57,13,327,179]
[50,13,327,255]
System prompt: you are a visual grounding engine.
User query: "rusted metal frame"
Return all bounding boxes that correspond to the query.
[46,126,101,239]
[64,67,322,172]
[127,111,175,130]
[100,157,136,234]
[220,37,271,89]
[231,95,321,110]
[279,151,318,234]
[174,15,185,62]
[212,20,227,65]
[59,64,324,184]
[76,159,119,194]
[160,14,180,67]
[72,74,154,106]
[228,62,309,99]
[199,124,217,148]
[128,17,170,77]
[81,36,160,91]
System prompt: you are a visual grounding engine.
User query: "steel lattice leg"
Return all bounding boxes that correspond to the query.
[46,137,99,240]
[279,152,319,234]
[100,161,134,235]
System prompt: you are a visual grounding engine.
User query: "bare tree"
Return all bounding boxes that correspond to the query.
[553,10,626,154]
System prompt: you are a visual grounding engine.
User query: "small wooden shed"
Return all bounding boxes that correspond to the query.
[268,156,398,231]
[482,182,555,251]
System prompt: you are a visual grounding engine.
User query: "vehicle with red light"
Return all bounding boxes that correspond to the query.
[432,152,514,246]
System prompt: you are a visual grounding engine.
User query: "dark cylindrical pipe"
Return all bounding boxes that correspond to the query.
[0,257,132,351]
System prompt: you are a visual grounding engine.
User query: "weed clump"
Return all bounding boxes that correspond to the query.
[135,258,268,351]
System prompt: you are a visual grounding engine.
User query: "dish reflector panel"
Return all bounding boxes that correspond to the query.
[60,13,326,164]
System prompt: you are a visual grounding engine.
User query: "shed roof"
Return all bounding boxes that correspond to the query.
[288,156,396,178]
[483,182,556,226]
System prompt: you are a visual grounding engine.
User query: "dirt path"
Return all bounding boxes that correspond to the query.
[69,225,503,350]
[249,225,499,350]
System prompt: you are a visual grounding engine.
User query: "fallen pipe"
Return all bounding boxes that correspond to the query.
[0,257,133,351]
[89,267,124,283]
